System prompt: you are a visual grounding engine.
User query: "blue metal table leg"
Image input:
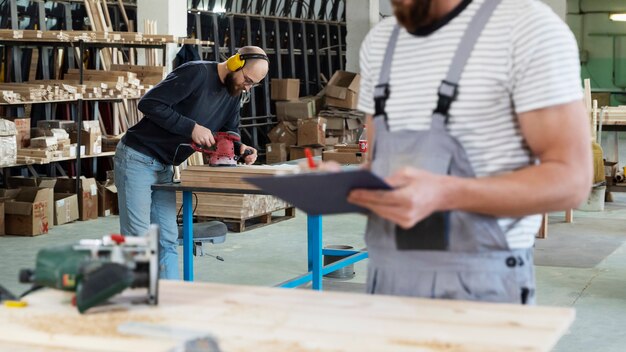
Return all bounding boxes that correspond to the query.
[308,215,323,290]
[182,190,194,281]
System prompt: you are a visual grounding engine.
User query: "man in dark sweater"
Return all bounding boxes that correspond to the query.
[114,46,269,279]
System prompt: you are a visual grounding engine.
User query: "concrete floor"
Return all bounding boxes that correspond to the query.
[2,197,626,351]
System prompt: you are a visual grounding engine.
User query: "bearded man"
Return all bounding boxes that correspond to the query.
[347,0,591,304]
[115,46,268,279]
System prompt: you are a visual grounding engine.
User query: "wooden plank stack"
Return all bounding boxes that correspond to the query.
[83,0,114,70]
[144,20,160,66]
[110,64,166,86]
[600,106,626,125]
[179,165,300,231]
[180,165,299,190]
[0,82,78,104]
[175,192,294,232]
[0,29,175,45]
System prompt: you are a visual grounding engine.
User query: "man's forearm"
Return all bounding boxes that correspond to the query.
[440,162,590,217]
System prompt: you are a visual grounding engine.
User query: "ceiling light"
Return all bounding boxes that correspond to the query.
[610,13,626,21]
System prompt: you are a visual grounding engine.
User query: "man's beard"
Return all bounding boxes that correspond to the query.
[224,72,242,97]
[392,0,433,33]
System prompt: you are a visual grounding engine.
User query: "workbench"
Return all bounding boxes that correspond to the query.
[0,280,575,351]
[151,183,368,290]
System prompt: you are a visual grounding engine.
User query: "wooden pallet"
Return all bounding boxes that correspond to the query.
[196,207,296,232]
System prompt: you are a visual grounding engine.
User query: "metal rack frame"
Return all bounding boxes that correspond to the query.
[187,0,346,152]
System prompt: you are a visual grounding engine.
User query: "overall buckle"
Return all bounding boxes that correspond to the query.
[434,80,459,122]
[373,83,390,117]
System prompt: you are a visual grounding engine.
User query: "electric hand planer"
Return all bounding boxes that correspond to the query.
[19,225,160,313]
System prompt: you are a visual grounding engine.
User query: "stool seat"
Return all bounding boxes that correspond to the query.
[177,221,228,245]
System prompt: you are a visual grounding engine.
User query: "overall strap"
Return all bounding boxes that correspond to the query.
[433,0,504,123]
[373,24,401,126]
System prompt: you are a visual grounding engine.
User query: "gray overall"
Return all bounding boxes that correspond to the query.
[366,0,535,304]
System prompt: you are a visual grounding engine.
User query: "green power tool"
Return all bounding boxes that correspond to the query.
[20,225,160,313]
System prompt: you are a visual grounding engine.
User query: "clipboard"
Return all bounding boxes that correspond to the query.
[243,170,392,215]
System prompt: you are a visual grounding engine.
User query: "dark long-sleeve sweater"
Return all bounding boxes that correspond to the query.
[122,61,241,166]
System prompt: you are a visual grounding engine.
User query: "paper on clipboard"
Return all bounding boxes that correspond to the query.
[243,170,392,215]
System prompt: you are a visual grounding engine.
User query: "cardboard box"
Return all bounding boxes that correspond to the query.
[102,134,123,152]
[7,177,56,229]
[37,120,76,131]
[57,138,71,150]
[55,177,99,221]
[327,129,359,145]
[0,189,20,236]
[5,187,50,236]
[53,193,79,225]
[325,71,360,109]
[6,117,30,148]
[0,119,17,166]
[276,96,322,121]
[325,117,362,131]
[322,149,368,164]
[61,144,84,158]
[271,79,300,101]
[289,146,323,161]
[50,128,69,140]
[267,121,298,146]
[70,129,102,155]
[30,136,58,150]
[97,181,118,217]
[297,117,327,147]
[266,143,288,164]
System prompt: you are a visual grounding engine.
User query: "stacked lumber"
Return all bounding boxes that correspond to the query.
[180,165,300,190]
[144,20,160,66]
[110,64,166,86]
[175,193,290,220]
[63,69,150,98]
[178,38,213,46]
[0,82,79,104]
[0,29,176,45]
[83,0,114,69]
[600,106,626,125]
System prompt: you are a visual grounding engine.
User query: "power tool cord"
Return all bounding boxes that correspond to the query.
[19,285,44,299]
[176,192,199,227]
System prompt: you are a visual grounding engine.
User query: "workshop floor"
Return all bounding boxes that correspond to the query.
[2,197,626,351]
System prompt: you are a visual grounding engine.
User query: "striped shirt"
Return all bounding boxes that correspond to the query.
[358,0,583,249]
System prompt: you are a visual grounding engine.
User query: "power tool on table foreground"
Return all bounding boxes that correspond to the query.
[18,225,160,313]
[191,131,253,167]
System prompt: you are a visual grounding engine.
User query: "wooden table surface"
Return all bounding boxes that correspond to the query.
[0,281,574,352]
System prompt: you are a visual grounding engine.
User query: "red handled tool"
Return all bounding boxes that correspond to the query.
[191,131,246,167]
[304,148,316,169]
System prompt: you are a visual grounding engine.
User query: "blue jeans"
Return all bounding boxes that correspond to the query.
[114,141,179,279]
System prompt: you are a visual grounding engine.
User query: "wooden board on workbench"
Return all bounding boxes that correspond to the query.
[0,280,575,351]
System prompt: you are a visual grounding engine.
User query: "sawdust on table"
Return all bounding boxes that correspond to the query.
[389,339,468,352]
[16,310,165,337]
[228,340,338,352]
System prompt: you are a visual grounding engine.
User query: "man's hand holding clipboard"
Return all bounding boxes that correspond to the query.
[243,154,392,215]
